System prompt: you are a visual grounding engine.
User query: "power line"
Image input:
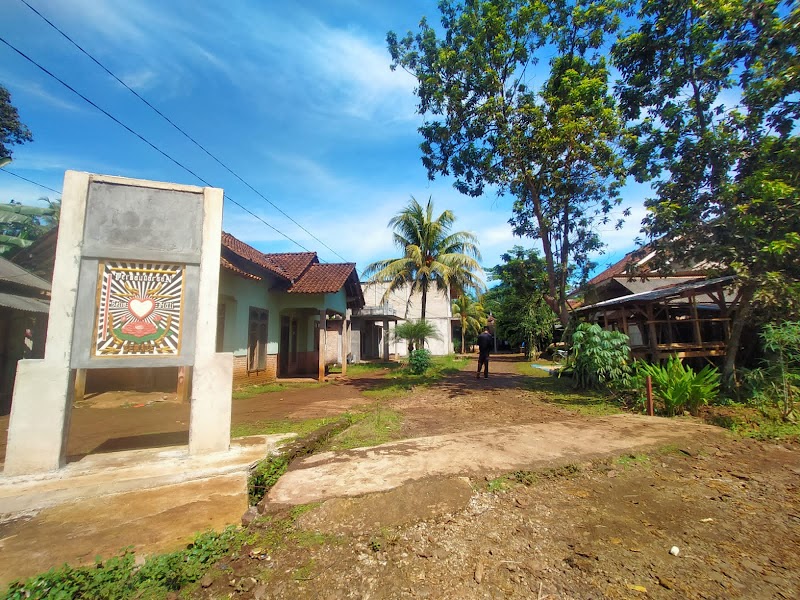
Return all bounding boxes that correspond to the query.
[0,34,312,252]
[0,168,61,194]
[19,0,348,263]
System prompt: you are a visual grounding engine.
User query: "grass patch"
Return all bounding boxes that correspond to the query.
[324,404,402,451]
[233,382,323,400]
[231,417,335,438]
[616,453,651,469]
[329,362,401,376]
[705,404,800,441]
[486,476,512,493]
[511,463,582,486]
[361,355,469,399]
[516,362,623,415]
[3,526,246,600]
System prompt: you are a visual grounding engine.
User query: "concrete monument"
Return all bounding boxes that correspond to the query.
[3,172,233,475]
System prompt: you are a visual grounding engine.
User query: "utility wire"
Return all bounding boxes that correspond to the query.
[0,168,62,194]
[0,34,311,252]
[19,0,348,263]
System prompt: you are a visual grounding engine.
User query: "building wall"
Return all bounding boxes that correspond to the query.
[361,282,453,356]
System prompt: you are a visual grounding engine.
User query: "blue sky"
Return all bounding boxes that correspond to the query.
[0,0,649,281]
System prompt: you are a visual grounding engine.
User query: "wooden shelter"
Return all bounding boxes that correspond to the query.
[577,275,738,361]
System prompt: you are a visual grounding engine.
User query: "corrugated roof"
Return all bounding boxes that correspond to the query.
[288,262,357,294]
[0,292,50,313]
[0,256,51,292]
[578,276,736,311]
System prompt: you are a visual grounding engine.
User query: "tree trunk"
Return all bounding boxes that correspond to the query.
[419,283,428,350]
[461,318,466,355]
[722,282,756,390]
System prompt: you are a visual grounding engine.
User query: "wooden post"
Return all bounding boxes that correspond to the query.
[690,295,703,349]
[73,368,87,403]
[382,317,390,362]
[318,310,326,382]
[342,309,351,376]
[177,366,192,402]
[646,375,654,416]
[646,304,659,361]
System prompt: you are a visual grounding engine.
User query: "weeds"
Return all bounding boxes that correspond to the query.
[233,381,323,400]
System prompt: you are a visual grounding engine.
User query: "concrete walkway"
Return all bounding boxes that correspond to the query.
[266,414,721,507]
[0,434,292,586]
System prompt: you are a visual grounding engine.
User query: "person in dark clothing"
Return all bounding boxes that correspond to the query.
[477,326,492,379]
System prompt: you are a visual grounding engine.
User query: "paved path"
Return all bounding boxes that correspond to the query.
[267,414,722,506]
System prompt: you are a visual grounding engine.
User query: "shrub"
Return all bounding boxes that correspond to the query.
[743,321,800,422]
[408,348,433,374]
[638,356,721,416]
[568,323,631,389]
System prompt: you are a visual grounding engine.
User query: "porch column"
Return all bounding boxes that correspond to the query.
[342,309,351,376]
[318,310,326,382]
[382,318,390,361]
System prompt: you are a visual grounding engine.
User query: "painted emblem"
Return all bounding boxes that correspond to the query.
[94,262,184,356]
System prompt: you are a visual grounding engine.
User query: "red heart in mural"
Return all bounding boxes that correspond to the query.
[129,298,155,320]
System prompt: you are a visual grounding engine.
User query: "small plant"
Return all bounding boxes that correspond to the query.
[743,321,800,422]
[408,348,433,374]
[638,356,721,416]
[393,319,441,353]
[567,323,632,390]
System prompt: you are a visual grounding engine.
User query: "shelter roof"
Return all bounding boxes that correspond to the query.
[0,256,51,292]
[0,292,49,313]
[221,232,289,280]
[288,262,356,294]
[264,252,318,281]
[577,275,736,312]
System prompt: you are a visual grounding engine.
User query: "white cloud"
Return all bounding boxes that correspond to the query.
[6,80,84,113]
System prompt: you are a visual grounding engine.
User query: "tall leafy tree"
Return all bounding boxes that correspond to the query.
[363,196,484,321]
[483,246,556,355]
[1,85,33,159]
[613,0,800,383]
[452,293,486,353]
[387,0,629,325]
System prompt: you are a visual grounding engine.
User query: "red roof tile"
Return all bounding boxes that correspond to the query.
[264,252,317,281]
[221,232,288,279]
[288,263,357,294]
[221,256,261,281]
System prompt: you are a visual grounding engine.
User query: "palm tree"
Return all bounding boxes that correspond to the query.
[452,294,486,353]
[393,319,442,354]
[363,196,484,323]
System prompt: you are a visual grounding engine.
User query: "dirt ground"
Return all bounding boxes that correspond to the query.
[2,355,798,598]
[188,356,799,600]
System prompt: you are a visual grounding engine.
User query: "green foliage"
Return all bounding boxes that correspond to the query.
[248,454,290,505]
[0,199,59,257]
[232,381,323,400]
[408,348,433,375]
[568,323,631,390]
[3,527,243,599]
[231,417,333,439]
[638,357,721,416]
[388,1,629,325]
[452,293,486,352]
[483,246,556,356]
[0,84,33,159]
[392,319,441,352]
[742,321,800,422]
[325,405,403,451]
[362,196,484,321]
[613,0,800,380]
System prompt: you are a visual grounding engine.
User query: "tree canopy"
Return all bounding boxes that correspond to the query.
[0,85,33,159]
[613,0,800,382]
[387,0,630,325]
[362,196,484,321]
[0,198,59,257]
[483,246,556,356]
[452,293,487,353]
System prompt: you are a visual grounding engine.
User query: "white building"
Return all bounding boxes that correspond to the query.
[351,281,453,360]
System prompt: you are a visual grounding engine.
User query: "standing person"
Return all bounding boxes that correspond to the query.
[477,326,492,379]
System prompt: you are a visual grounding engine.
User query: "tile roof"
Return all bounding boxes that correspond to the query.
[221,232,289,279]
[264,252,318,281]
[220,256,262,281]
[288,262,357,294]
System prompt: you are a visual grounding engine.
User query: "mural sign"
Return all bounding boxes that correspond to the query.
[94,261,184,356]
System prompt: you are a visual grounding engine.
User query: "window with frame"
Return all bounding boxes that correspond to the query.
[248,307,268,371]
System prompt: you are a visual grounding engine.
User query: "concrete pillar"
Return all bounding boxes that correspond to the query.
[318,310,326,382]
[4,171,89,475]
[382,318,390,361]
[189,186,232,455]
